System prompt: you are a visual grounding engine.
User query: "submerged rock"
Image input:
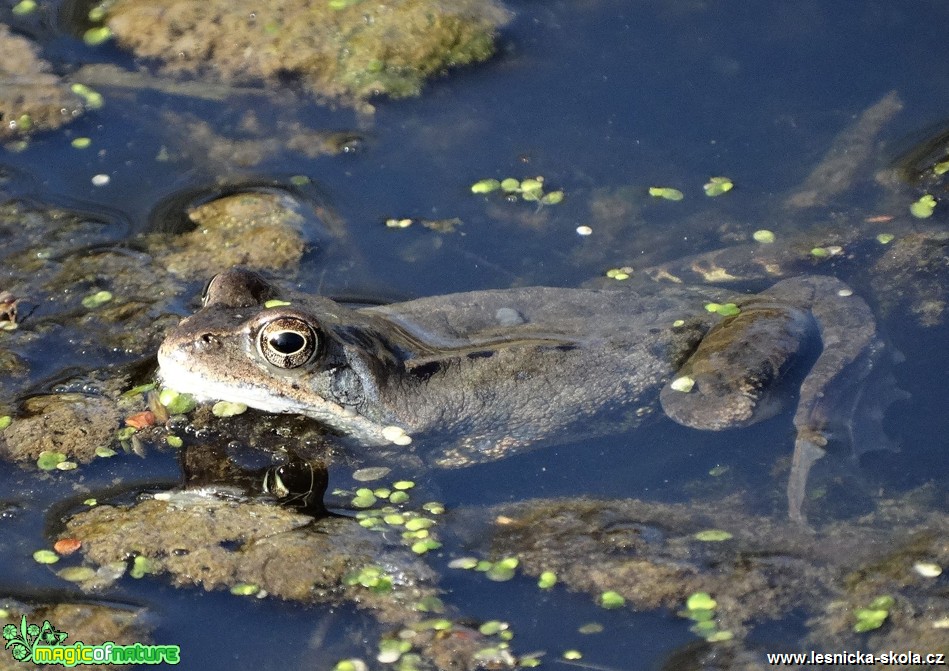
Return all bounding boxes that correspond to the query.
[103,0,511,106]
[62,494,439,623]
[2,601,152,669]
[0,394,119,465]
[150,191,307,277]
[467,495,949,649]
[0,24,84,139]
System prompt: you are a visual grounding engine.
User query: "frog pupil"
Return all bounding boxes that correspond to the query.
[270,331,306,354]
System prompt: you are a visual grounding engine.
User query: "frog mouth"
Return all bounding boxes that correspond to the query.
[156,347,411,447]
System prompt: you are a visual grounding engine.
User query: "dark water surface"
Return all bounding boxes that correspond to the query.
[2,1,948,669]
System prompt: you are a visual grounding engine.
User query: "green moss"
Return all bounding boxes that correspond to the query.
[106,0,510,104]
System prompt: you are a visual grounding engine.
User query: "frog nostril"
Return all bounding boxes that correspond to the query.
[199,333,221,348]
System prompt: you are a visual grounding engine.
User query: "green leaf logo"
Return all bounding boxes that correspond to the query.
[3,615,67,662]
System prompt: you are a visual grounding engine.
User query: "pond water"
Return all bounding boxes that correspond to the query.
[1,1,948,669]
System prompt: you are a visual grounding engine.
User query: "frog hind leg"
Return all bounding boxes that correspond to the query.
[659,275,884,523]
[775,276,884,524]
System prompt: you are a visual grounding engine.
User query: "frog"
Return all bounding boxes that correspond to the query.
[157,268,883,522]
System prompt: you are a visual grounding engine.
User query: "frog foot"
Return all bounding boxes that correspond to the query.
[660,276,884,523]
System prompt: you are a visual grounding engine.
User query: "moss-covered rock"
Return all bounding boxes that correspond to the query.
[0,24,85,139]
[0,394,120,465]
[63,495,439,622]
[104,0,511,105]
[150,191,307,277]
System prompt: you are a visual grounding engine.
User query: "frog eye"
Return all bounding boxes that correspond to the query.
[257,317,319,369]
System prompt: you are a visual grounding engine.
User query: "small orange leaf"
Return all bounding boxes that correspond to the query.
[864,214,894,223]
[125,411,156,429]
[54,538,82,555]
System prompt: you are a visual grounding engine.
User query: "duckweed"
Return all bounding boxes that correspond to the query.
[83,26,113,45]
[703,176,733,196]
[415,618,453,631]
[130,555,159,579]
[669,376,695,393]
[910,194,936,218]
[381,425,412,445]
[230,583,261,596]
[351,488,378,508]
[686,592,717,611]
[166,435,183,448]
[753,229,776,243]
[211,401,248,417]
[94,446,116,458]
[913,562,942,578]
[606,267,633,281]
[486,557,519,581]
[705,630,734,642]
[704,302,740,316]
[36,451,67,470]
[345,565,393,592]
[404,517,433,531]
[538,570,557,589]
[478,620,508,636]
[693,529,733,542]
[680,592,732,641]
[0,416,10,430]
[71,137,92,149]
[500,178,520,192]
[473,176,564,205]
[854,595,894,633]
[648,187,684,201]
[332,660,367,671]
[599,591,625,609]
[33,550,60,564]
[876,233,895,244]
[158,389,196,415]
[578,622,603,634]
[470,178,501,194]
[421,501,445,514]
[411,539,442,554]
[563,650,583,660]
[377,637,411,663]
[116,426,136,441]
[388,490,410,504]
[448,557,480,569]
[328,0,364,9]
[58,566,96,582]
[70,83,104,110]
[11,0,36,15]
[81,290,113,309]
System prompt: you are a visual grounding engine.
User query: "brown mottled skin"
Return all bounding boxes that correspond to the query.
[159,269,881,521]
